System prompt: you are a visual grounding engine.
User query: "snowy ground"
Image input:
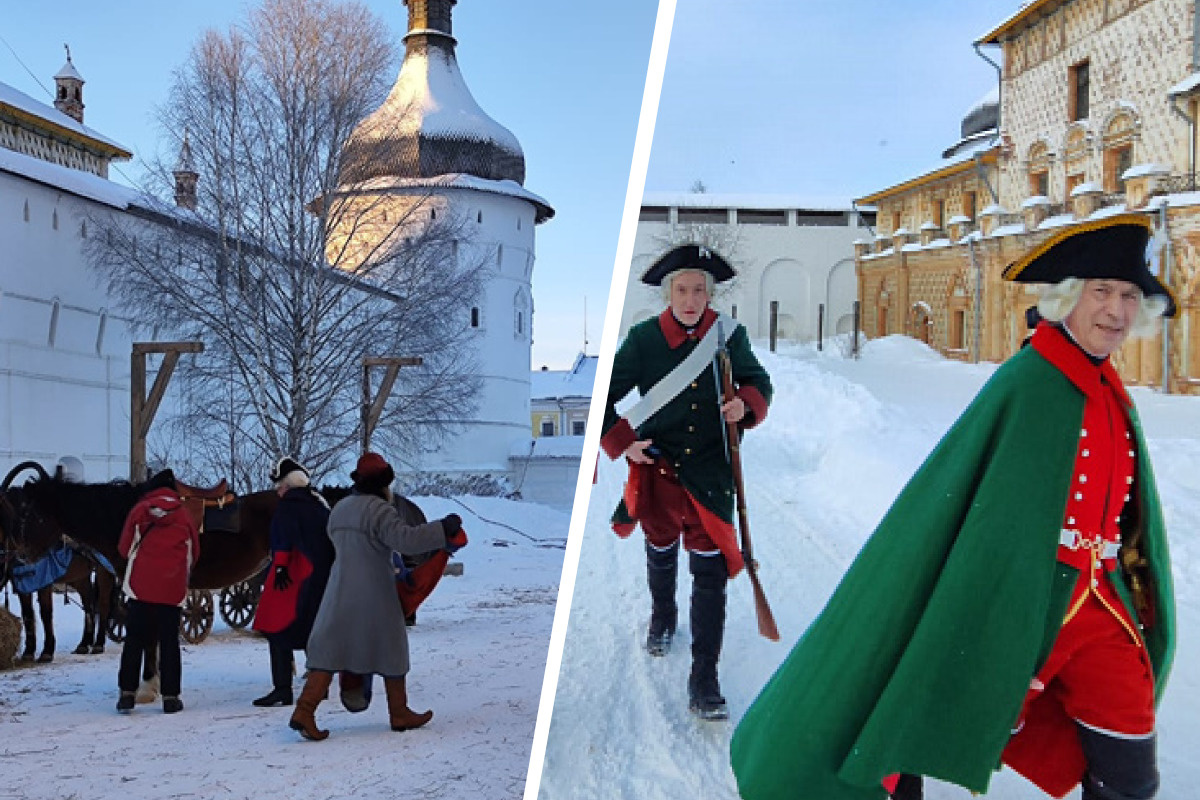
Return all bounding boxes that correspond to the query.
[0,496,567,800]
[538,335,1200,800]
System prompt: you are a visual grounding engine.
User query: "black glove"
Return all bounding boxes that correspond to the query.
[273,565,292,591]
[441,514,463,538]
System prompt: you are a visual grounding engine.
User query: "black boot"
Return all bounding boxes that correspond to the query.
[254,641,294,706]
[1078,725,1158,800]
[645,540,679,656]
[687,552,728,720]
[891,774,923,800]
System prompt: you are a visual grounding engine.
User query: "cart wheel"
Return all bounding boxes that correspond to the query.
[180,590,214,644]
[107,592,128,644]
[219,581,260,629]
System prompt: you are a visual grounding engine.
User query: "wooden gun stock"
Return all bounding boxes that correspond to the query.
[717,349,780,642]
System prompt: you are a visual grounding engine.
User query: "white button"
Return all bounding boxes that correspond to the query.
[1067,516,1076,525]
[1079,475,1087,483]
[1081,429,1088,437]
[1082,449,1090,457]
[1126,476,1133,484]
[1129,450,1135,458]
[1124,494,1131,502]
[1115,516,1122,523]
[1092,578,1099,587]
[1125,432,1131,439]
[1075,492,1084,500]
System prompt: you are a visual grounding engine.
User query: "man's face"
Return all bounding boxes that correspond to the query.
[669,270,710,327]
[1064,278,1142,357]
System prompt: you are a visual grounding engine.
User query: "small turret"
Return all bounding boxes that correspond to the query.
[173,131,199,210]
[53,45,85,123]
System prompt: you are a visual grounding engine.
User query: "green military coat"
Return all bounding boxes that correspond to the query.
[601,308,773,526]
[730,332,1173,800]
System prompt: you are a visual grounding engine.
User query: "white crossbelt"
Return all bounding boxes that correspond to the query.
[624,314,740,430]
[1059,529,1121,560]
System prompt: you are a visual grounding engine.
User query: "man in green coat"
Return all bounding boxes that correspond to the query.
[601,243,772,720]
[730,214,1175,799]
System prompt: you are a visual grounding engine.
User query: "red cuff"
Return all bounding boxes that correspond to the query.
[737,385,769,429]
[601,417,638,459]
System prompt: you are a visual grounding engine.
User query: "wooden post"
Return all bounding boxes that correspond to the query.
[817,303,825,351]
[852,300,861,358]
[131,341,204,481]
[361,356,423,453]
[769,301,779,352]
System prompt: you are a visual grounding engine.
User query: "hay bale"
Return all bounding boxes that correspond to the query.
[0,606,20,669]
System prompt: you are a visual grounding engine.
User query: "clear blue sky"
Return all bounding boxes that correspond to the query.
[646,1,1020,199]
[0,0,658,370]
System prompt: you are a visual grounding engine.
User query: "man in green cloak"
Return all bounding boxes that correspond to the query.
[730,214,1176,800]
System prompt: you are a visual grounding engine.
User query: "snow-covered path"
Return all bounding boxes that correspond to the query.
[539,336,1200,800]
[0,496,566,800]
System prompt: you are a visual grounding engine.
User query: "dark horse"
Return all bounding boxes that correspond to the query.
[0,474,117,662]
[2,461,277,694]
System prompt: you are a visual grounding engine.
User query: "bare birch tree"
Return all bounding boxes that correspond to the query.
[85,0,484,486]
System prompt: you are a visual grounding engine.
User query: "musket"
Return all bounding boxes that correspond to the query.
[714,323,780,641]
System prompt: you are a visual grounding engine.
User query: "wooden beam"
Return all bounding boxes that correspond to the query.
[130,341,204,481]
[361,356,423,453]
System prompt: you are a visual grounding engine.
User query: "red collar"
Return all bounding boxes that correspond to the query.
[1030,322,1131,407]
[658,307,717,349]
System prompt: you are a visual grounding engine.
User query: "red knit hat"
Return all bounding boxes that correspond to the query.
[351,452,393,485]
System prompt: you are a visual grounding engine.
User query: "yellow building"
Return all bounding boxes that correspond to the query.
[857,0,1200,393]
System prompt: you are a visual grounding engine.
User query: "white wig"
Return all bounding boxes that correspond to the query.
[660,268,716,302]
[277,468,311,490]
[1035,278,1170,339]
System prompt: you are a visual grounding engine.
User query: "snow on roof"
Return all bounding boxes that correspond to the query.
[859,136,997,204]
[1122,163,1169,180]
[640,191,856,211]
[1020,195,1051,208]
[343,36,525,186]
[531,353,598,400]
[0,79,130,156]
[1068,182,1102,196]
[1158,191,1200,208]
[1168,73,1200,97]
[54,58,83,82]
[969,86,1000,115]
[1036,213,1077,231]
[0,145,138,208]
[381,46,521,152]
[341,173,554,222]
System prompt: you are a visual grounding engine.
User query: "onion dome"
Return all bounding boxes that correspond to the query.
[340,0,526,186]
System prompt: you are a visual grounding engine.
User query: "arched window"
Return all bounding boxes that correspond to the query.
[1027,140,1052,198]
[1102,108,1138,193]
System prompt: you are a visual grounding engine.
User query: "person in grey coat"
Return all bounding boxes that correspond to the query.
[288,452,466,741]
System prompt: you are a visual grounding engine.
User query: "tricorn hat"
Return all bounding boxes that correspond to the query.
[640,243,736,286]
[1002,213,1176,317]
[269,457,309,484]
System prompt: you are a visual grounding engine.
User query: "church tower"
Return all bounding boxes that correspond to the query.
[53,47,85,123]
[332,0,553,477]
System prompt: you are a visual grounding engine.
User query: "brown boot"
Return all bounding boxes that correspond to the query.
[289,670,333,741]
[384,676,433,731]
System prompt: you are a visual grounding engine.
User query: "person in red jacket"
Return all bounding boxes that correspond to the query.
[116,485,200,714]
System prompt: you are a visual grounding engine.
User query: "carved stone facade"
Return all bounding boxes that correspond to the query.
[857,0,1200,394]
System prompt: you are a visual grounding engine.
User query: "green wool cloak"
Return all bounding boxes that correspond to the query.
[730,343,1174,800]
